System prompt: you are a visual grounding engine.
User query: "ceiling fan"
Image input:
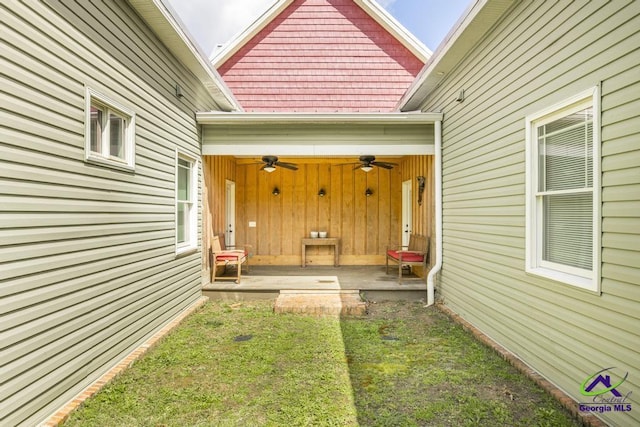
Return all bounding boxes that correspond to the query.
[260,155,298,172]
[355,155,397,172]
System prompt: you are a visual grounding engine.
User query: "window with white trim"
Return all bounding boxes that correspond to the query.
[176,151,198,254]
[526,88,600,292]
[85,87,135,170]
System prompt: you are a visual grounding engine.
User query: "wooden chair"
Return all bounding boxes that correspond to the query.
[386,234,429,284]
[209,235,250,284]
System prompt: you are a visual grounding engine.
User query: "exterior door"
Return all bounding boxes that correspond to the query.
[402,180,412,247]
[225,180,236,247]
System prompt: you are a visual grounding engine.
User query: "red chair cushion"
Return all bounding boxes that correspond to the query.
[215,253,244,262]
[387,250,424,263]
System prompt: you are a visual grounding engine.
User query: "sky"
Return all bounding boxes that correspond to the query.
[166,0,471,59]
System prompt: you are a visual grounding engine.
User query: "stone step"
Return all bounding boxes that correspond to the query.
[274,289,367,316]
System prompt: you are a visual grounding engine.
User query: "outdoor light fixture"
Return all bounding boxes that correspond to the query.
[417,176,426,206]
[175,84,183,98]
[318,188,326,197]
[264,165,276,173]
[272,187,280,196]
[365,188,373,197]
[360,165,373,173]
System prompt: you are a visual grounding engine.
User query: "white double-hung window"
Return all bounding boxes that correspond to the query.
[525,88,600,292]
[85,87,135,170]
[176,151,198,254]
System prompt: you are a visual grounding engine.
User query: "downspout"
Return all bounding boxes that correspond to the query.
[426,119,442,306]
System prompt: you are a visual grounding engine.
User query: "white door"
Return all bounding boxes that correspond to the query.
[402,180,412,247]
[225,180,236,247]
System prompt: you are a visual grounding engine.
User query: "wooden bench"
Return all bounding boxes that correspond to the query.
[208,235,251,284]
[386,234,429,284]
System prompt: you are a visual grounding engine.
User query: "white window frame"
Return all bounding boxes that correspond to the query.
[176,150,198,255]
[525,87,601,292]
[85,87,135,171]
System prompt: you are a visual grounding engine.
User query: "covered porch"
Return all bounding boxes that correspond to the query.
[198,112,442,292]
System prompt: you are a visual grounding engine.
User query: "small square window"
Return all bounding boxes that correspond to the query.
[85,87,135,170]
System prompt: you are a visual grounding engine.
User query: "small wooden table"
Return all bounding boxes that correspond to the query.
[301,237,340,267]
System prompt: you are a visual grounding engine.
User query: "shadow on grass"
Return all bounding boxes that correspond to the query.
[63,300,580,426]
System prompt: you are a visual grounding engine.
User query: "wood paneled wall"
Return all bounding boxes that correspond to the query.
[202,156,235,269]
[401,155,435,269]
[204,156,434,266]
[401,155,435,239]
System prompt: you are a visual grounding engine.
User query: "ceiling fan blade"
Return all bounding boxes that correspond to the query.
[275,161,298,170]
[372,161,396,169]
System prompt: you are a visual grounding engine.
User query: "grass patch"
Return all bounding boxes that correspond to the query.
[64,300,579,426]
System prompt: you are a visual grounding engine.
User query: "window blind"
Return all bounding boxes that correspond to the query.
[537,108,593,271]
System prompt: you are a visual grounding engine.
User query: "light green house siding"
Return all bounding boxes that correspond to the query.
[1,1,219,425]
[419,1,639,426]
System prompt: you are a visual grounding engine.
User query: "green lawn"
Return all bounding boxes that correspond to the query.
[63,300,579,426]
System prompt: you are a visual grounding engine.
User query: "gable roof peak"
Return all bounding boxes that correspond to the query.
[211,0,431,68]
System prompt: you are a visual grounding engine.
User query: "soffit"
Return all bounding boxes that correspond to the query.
[398,0,514,112]
[128,0,241,111]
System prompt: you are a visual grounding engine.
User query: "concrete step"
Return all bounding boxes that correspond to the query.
[274,290,367,316]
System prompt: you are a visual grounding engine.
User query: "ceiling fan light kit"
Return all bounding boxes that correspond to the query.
[355,155,397,172]
[260,155,298,172]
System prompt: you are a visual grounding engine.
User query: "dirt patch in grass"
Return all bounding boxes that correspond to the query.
[63,300,580,427]
[343,301,580,426]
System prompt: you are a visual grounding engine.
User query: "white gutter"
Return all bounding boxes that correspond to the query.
[197,111,443,125]
[426,119,442,306]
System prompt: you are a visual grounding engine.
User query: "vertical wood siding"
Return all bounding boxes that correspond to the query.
[1,1,218,425]
[234,159,402,265]
[202,156,236,272]
[400,155,435,241]
[419,2,639,425]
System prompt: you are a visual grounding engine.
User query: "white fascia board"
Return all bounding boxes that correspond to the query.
[398,0,514,111]
[202,144,435,156]
[129,0,242,111]
[196,111,443,125]
[355,0,431,62]
[211,0,293,68]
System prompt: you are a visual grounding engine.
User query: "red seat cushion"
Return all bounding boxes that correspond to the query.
[387,250,424,263]
[215,253,244,262]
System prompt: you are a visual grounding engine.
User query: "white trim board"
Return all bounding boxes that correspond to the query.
[202,144,435,156]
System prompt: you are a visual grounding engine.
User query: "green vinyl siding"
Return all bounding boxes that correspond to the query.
[419,1,639,426]
[0,1,219,425]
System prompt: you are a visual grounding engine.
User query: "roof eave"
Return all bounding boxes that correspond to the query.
[129,0,242,112]
[196,111,443,126]
[355,0,431,62]
[398,0,514,112]
[212,0,293,69]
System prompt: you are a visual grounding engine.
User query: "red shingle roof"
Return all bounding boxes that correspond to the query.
[217,0,425,112]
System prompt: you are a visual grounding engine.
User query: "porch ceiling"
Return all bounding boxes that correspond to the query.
[198,112,442,156]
